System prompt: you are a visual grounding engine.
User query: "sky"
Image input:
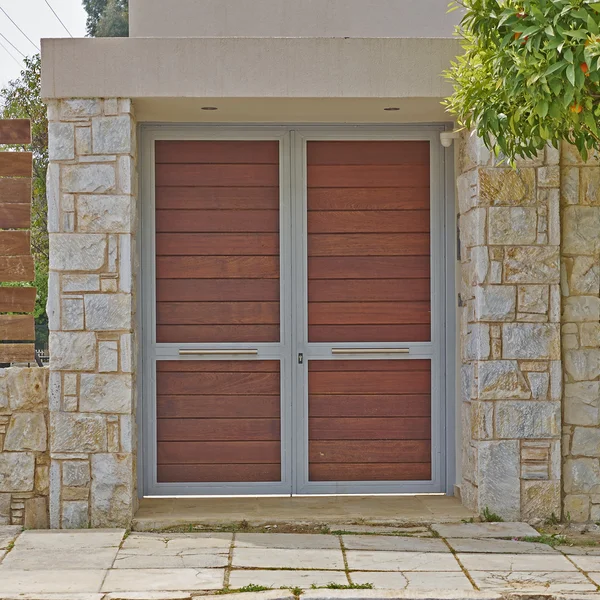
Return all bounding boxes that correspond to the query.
[0,0,87,88]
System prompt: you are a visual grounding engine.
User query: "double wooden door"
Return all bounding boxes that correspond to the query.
[142,127,447,496]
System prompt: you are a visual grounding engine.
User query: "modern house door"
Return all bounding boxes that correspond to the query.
[141,126,449,496]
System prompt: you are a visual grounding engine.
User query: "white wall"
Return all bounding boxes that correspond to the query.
[129,0,460,38]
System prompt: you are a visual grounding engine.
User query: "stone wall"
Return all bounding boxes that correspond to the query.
[561,143,600,522]
[458,134,563,521]
[0,368,49,527]
[46,98,138,528]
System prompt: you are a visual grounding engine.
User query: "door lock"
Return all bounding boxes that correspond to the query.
[298,353,304,365]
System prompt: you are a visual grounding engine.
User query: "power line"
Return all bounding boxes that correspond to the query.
[0,36,22,68]
[0,5,40,51]
[43,0,73,37]
[0,30,25,57]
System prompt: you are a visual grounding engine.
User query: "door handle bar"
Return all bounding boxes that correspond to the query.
[331,348,410,355]
[179,349,259,356]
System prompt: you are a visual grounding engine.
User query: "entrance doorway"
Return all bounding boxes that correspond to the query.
[140,127,450,496]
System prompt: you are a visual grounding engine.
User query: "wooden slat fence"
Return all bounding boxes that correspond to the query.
[0,119,35,363]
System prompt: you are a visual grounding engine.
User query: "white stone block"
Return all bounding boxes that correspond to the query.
[104,99,119,116]
[84,294,131,331]
[502,323,560,360]
[49,332,97,371]
[50,412,108,453]
[62,163,116,193]
[48,369,61,411]
[63,373,78,396]
[62,274,101,292]
[47,271,60,331]
[4,413,47,451]
[120,333,132,373]
[571,427,600,457]
[495,401,560,438]
[477,360,531,400]
[474,286,516,321]
[61,297,84,330]
[62,461,90,487]
[92,116,132,155]
[75,126,92,154]
[60,99,102,120]
[0,452,35,492]
[488,207,537,245]
[80,373,132,413]
[119,234,132,292]
[49,122,75,160]
[99,341,119,373]
[50,234,106,271]
[62,501,89,529]
[76,195,132,233]
[47,163,60,233]
[91,453,133,527]
[108,234,118,272]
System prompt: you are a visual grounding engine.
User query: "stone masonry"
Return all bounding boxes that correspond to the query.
[561,142,600,522]
[46,98,137,528]
[458,134,563,521]
[0,367,49,527]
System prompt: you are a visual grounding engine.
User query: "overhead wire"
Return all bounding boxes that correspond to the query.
[0,5,40,51]
[0,30,25,57]
[43,0,73,37]
[0,36,22,67]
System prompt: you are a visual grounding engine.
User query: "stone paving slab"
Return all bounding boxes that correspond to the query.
[122,533,232,551]
[229,568,349,588]
[101,568,225,592]
[447,537,559,554]
[113,551,229,569]
[342,536,448,553]
[13,529,125,549]
[232,548,345,570]
[332,525,431,536]
[104,594,194,600]
[0,526,22,549]
[235,533,341,549]
[0,547,119,570]
[458,552,578,572]
[569,555,600,571]
[345,551,461,572]
[0,569,107,593]
[431,523,539,539]
[559,546,600,556]
[469,570,598,592]
[350,571,475,591]
[587,572,600,586]
[301,590,503,600]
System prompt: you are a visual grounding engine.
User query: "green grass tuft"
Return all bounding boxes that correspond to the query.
[481,507,504,523]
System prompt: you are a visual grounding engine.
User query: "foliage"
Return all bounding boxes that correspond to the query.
[481,506,505,522]
[445,0,600,161]
[83,0,128,37]
[0,54,49,348]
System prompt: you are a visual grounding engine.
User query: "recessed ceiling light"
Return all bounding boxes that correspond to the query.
[384,107,400,111]
[201,106,218,111]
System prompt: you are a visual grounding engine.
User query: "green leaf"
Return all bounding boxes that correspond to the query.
[544,61,567,75]
[565,48,574,62]
[587,13,599,34]
[566,29,591,40]
[536,100,549,118]
[567,63,576,85]
[588,2,600,11]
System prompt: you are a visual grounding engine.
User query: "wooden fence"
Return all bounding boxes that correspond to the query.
[0,119,35,363]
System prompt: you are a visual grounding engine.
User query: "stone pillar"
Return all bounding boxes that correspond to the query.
[458,134,562,521]
[561,143,600,522]
[46,99,137,528]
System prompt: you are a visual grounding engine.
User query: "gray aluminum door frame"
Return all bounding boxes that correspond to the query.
[139,123,455,497]
[291,127,448,495]
[139,125,294,496]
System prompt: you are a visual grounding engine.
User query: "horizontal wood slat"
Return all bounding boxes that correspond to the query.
[308,325,431,343]
[307,141,430,166]
[309,463,431,481]
[309,394,431,417]
[0,315,34,340]
[158,360,280,372]
[0,204,30,229]
[158,441,281,464]
[309,371,431,395]
[155,140,279,164]
[308,189,430,211]
[0,286,36,312]
[158,371,280,395]
[157,279,279,302]
[308,257,429,280]
[155,187,279,210]
[0,343,34,362]
[309,360,431,372]
[157,325,280,343]
[157,302,279,325]
[158,464,281,483]
[309,302,430,325]
[308,212,430,234]
[0,120,31,144]
[308,279,429,302]
[309,417,430,440]
[156,233,279,256]
[156,164,279,187]
[0,178,32,204]
[158,418,281,441]
[0,153,32,177]
[0,256,35,282]
[156,257,279,279]
[308,165,429,188]
[309,440,431,463]
[157,395,280,418]
[0,231,30,255]
[309,234,429,257]
[156,210,279,233]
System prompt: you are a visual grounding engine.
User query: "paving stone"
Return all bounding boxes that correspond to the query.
[0,547,118,570]
[446,538,558,554]
[0,569,107,593]
[431,522,539,538]
[113,551,228,569]
[302,590,501,600]
[101,568,225,592]
[233,547,345,570]
[458,552,577,571]
[567,555,600,571]
[208,593,294,600]
[351,571,475,591]
[14,529,125,549]
[0,526,21,550]
[558,546,600,555]
[0,595,104,600]
[333,525,431,535]
[104,594,192,600]
[342,536,448,552]
[236,533,341,549]
[122,533,232,551]
[228,569,349,589]
[589,572,600,585]
[345,551,461,572]
[469,570,596,592]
